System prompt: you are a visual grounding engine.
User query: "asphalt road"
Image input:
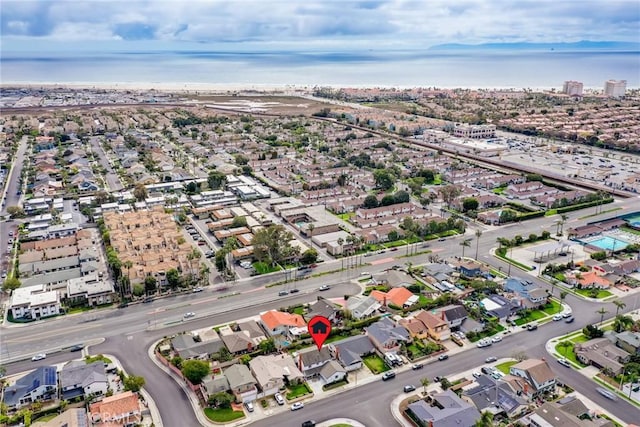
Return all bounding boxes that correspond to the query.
[0,136,27,216]
[89,136,123,192]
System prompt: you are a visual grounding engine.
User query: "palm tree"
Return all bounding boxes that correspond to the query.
[558,341,573,359]
[474,229,482,260]
[337,237,344,268]
[420,377,430,395]
[307,223,315,240]
[475,411,494,427]
[626,372,639,398]
[613,315,634,333]
[613,299,626,317]
[460,239,471,259]
[559,291,568,313]
[199,263,210,286]
[122,260,133,299]
[558,214,569,236]
[597,307,608,325]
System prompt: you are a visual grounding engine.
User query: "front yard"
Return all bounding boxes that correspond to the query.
[514,301,561,325]
[204,408,245,422]
[574,288,613,299]
[252,262,281,275]
[363,354,390,374]
[495,361,517,374]
[285,382,313,400]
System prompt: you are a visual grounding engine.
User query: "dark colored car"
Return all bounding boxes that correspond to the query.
[382,371,396,381]
[438,354,449,361]
[70,344,83,352]
[290,289,300,293]
[412,363,424,370]
[301,421,316,427]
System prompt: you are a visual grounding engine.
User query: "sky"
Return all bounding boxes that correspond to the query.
[2,0,640,53]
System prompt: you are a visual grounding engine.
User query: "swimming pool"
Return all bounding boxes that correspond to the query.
[581,235,630,251]
[625,214,640,228]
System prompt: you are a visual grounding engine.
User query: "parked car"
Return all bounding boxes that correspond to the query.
[274,393,285,405]
[565,316,575,323]
[382,371,396,381]
[477,339,492,348]
[411,363,424,370]
[491,335,502,343]
[596,387,617,400]
[403,385,416,393]
[472,371,482,378]
[244,401,254,412]
[438,354,449,361]
[562,312,573,318]
[481,366,496,375]
[291,402,305,411]
[318,285,330,291]
[485,356,497,363]
[553,314,563,321]
[301,421,316,427]
[192,287,203,293]
[527,323,538,331]
[491,371,505,380]
[31,353,46,361]
[558,358,572,368]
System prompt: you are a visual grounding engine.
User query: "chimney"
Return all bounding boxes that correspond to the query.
[441,311,445,321]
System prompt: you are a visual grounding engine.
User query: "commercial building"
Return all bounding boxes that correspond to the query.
[604,80,627,98]
[562,81,584,96]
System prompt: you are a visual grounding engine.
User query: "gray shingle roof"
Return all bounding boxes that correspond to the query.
[60,361,107,395]
[329,335,375,366]
[366,317,410,346]
[407,390,481,427]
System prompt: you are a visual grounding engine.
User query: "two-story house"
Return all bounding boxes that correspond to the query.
[415,310,451,342]
[433,304,469,329]
[224,364,258,403]
[304,297,342,324]
[4,366,58,409]
[60,361,109,400]
[509,359,557,396]
[615,331,640,355]
[365,317,411,354]
[296,347,333,378]
[328,335,376,372]
[249,354,303,398]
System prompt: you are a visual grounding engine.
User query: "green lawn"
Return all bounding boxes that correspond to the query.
[620,226,640,236]
[292,306,305,315]
[32,414,58,423]
[514,310,547,326]
[85,355,112,364]
[363,354,390,374]
[204,408,245,422]
[336,212,355,221]
[575,288,613,299]
[286,382,312,400]
[495,361,517,374]
[542,300,562,314]
[252,262,281,275]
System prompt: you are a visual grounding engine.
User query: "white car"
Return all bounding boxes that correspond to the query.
[491,335,502,343]
[274,392,285,405]
[472,371,482,379]
[183,312,195,319]
[552,314,563,321]
[31,353,46,361]
[318,285,330,291]
[291,402,304,411]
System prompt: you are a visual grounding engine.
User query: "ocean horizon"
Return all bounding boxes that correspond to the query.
[2,49,638,90]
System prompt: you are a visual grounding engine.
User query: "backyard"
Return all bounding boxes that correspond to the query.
[363,354,390,374]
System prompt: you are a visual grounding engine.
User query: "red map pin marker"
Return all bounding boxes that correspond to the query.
[308,315,331,351]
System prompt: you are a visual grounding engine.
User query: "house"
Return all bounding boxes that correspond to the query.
[296,347,333,378]
[224,363,258,403]
[60,361,109,400]
[319,360,347,385]
[9,284,61,320]
[304,297,342,324]
[457,260,484,278]
[201,375,230,400]
[346,295,381,319]
[4,366,58,409]
[406,389,481,427]
[365,317,411,354]
[433,304,468,329]
[328,335,376,372]
[462,375,529,418]
[89,391,141,426]
[504,277,548,306]
[249,354,303,397]
[260,310,306,339]
[509,359,557,396]
[220,331,254,354]
[615,331,640,355]
[414,310,451,341]
[399,318,430,340]
[237,320,268,345]
[574,337,630,375]
[171,333,226,360]
[572,271,612,289]
[529,399,615,427]
[480,294,519,320]
[370,287,419,308]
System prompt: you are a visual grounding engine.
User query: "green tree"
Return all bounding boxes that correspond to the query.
[181,359,211,384]
[252,225,299,267]
[2,277,21,292]
[475,411,494,427]
[558,341,573,359]
[123,375,146,392]
[363,195,379,209]
[132,284,144,297]
[231,216,248,228]
[393,190,410,204]
[6,206,26,218]
[614,315,634,333]
[613,299,626,317]
[380,194,396,206]
[474,229,482,260]
[166,268,181,289]
[420,377,430,394]
[460,239,471,259]
[133,184,147,201]
[144,275,157,295]
[373,169,395,190]
[207,171,226,190]
[208,391,233,409]
[462,198,479,212]
[438,185,461,209]
[259,338,277,354]
[300,249,318,265]
[596,307,608,325]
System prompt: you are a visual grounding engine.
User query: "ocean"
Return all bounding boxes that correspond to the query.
[1,49,638,89]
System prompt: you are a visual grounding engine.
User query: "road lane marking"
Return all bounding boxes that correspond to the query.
[4,324,104,343]
[370,257,395,265]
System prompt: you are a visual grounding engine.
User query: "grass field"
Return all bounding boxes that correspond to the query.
[252,262,281,275]
[575,288,613,299]
[496,361,517,374]
[286,382,312,400]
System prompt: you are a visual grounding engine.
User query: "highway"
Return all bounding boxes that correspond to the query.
[2,195,640,425]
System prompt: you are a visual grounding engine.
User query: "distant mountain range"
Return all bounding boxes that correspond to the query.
[429,40,640,51]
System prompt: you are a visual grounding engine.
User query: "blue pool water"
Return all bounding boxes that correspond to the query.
[582,236,630,251]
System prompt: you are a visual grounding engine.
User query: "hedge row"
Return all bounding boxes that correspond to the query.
[555,198,614,214]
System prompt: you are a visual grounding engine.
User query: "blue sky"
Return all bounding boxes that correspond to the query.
[2,0,639,52]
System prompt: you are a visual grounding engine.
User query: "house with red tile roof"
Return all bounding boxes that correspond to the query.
[369,287,418,308]
[89,391,141,426]
[260,310,306,339]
